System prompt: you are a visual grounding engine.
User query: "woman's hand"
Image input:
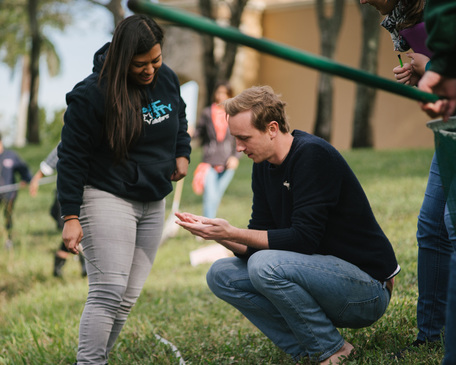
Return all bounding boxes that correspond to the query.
[407,52,430,78]
[393,63,418,85]
[62,217,83,254]
[171,156,189,181]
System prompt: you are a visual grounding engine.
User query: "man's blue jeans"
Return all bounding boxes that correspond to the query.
[207,250,391,362]
[416,154,456,343]
[203,167,235,218]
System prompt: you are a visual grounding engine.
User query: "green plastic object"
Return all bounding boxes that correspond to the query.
[427,117,456,226]
[127,0,439,103]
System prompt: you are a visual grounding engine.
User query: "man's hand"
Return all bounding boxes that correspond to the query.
[175,212,249,255]
[175,212,232,241]
[418,71,456,122]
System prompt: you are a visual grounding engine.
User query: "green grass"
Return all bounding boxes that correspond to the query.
[0,145,445,364]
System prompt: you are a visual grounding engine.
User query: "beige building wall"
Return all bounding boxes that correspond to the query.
[258,1,433,150]
[162,0,434,150]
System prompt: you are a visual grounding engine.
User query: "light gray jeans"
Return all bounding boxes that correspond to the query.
[76,186,165,365]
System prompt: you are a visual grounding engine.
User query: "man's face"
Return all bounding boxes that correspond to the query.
[228,110,273,163]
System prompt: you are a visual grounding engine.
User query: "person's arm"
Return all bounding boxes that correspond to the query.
[418,0,456,120]
[392,53,429,86]
[29,170,44,197]
[425,0,456,79]
[57,84,100,218]
[13,154,32,185]
[225,156,239,170]
[58,81,101,255]
[170,156,189,182]
[62,215,84,255]
[29,144,59,196]
[418,72,456,121]
[393,63,415,85]
[175,212,268,255]
[170,93,191,182]
[408,53,430,78]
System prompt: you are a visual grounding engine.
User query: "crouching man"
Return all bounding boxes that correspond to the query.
[176,85,400,364]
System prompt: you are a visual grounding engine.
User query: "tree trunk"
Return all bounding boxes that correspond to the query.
[88,0,125,28]
[27,0,41,144]
[105,0,124,26]
[314,73,334,140]
[217,0,248,83]
[313,0,345,142]
[199,0,217,106]
[351,2,381,148]
[15,56,30,148]
[199,0,248,106]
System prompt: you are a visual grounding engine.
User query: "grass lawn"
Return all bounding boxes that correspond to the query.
[0,144,445,364]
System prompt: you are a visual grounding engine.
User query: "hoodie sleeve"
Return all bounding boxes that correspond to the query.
[173,73,192,162]
[175,94,192,161]
[57,76,104,217]
[425,0,456,77]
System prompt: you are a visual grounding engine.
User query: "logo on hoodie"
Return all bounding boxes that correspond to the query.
[142,100,172,125]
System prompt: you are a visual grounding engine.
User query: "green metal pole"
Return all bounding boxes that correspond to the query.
[127,0,439,103]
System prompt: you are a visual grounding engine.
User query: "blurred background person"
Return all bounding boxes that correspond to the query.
[360,0,431,86]
[361,0,452,357]
[192,81,240,219]
[0,133,32,249]
[29,144,86,278]
[418,1,456,364]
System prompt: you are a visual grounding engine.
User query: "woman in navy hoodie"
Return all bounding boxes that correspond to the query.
[57,15,191,364]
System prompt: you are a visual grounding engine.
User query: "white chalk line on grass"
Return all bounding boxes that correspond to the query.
[0,175,56,194]
[155,334,186,364]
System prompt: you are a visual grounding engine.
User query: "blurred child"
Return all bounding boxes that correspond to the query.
[0,133,31,249]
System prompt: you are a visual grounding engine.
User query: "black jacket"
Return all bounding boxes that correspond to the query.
[57,43,191,216]
[247,130,399,281]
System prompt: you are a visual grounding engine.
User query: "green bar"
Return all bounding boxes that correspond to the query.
[127,0,439,103]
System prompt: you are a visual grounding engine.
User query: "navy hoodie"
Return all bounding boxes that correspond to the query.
[57,43,191,217]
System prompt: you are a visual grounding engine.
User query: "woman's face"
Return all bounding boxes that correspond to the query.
[128,43,162,86]
[359,0,398,15]
[214,85,230,104]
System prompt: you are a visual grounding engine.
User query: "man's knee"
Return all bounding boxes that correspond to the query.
[247,251,280,290]
[206,259,229,296]
[206,257,247,298]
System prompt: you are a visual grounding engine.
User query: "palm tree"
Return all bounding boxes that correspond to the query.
[0,0,72,145]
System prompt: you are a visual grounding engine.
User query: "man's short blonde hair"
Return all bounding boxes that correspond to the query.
[223,85,290,133]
